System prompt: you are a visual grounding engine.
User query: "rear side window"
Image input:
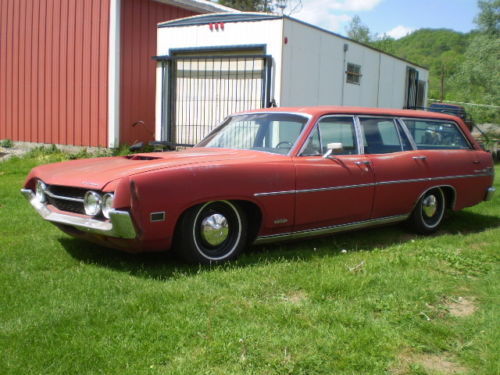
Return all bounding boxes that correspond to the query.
[402,119,471,150]
[360,117,409,154]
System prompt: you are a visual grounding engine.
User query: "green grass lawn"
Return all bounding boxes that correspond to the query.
[1,152,499,375]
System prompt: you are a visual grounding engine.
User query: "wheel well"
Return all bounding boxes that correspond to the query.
[440,186,456,210]
[234,200,262,244]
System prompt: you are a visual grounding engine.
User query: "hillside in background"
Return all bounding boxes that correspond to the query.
[371,29,472,102]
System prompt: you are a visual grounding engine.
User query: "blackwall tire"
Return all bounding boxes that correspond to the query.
[175,201,247,264]
[408,188,446,234]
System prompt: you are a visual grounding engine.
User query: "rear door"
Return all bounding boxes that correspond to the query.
[359,116,428,219]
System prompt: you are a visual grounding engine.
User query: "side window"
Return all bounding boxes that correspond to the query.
[301,117,357,156]
[360,118,403,154]
[301,127,322,156]
[403,119,471,150]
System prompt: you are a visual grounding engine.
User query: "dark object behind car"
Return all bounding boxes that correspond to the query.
[428,103,474,131]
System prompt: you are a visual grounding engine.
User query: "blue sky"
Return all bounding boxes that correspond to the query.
[291,0,479,38]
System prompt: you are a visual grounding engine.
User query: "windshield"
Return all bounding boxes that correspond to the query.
[197,113,309,155]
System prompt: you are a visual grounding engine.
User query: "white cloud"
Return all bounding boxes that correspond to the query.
[292,0,382,32]
[328,0,383,11]
[384,25,415,39]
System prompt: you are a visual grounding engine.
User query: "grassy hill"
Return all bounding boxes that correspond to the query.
[372,29,472,100]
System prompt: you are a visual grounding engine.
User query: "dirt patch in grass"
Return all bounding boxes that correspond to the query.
[445,297,477,317]
[282,291,308,304]
[391,350,468,374]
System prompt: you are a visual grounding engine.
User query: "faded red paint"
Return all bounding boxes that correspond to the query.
[0,0,111,147]
[119,0,196,146]
[22,107,494,259]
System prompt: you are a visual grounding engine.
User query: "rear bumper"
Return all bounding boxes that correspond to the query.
[21,189,137,239]
[485,186,496,201]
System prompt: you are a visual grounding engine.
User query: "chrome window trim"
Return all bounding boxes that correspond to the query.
[399,117,473,150]
[253,172,493,197]
[353,115,365,154]
[396,118,417,150]
[298,115,359,156]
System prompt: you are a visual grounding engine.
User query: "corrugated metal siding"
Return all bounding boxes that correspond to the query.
[0,0,110,147]
[119,0,196,145]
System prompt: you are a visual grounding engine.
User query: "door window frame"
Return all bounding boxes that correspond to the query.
[298,115,360,156]
[356,115,413,154]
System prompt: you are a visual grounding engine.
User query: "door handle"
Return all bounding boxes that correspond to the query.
[355,160,371,166]
[472,160,481,164]
[412,155,427,160]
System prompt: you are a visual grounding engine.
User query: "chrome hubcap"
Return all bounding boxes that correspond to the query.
[422,194,437,217]
[200,213,229,246]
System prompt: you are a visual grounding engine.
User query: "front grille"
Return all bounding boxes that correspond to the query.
[49,185,87,200]
[47,195,84,214]
[45,185,89,215]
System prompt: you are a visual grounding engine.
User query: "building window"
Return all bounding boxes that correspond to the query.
[346,63,362,84]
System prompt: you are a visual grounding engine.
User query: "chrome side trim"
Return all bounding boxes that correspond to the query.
[254,214,409,245]
[254,172,493,197]
[485,186,495,201]
[21,189,137,239]
[254,190,296,197]
[296,182,375,194]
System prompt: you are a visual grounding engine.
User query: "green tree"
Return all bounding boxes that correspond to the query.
[218,0,271,12]
[475,0,500,36]
[446,0,500,123]
[218,0,301,13]
[449,36,500,123]
[345,15,372,43]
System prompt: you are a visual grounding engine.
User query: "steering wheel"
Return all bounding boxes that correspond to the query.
[275,141,293,149]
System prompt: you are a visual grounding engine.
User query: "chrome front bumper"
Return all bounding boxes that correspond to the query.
[21,189,137,239]
[485,186,496,201]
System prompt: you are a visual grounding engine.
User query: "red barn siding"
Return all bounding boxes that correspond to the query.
[119,0,196,145]
[0,0,110,147]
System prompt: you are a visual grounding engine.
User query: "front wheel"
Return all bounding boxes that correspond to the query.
[408,188,446,234]
[174,201,247,264]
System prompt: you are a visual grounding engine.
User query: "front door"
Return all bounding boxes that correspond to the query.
[293,116,374,232]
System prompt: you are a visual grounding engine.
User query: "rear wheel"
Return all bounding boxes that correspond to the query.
[175,201,247,264]
[408,188,446,234]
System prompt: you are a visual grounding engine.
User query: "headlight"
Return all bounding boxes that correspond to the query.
[35,180,47,203]
[84,191,102,216]
[102,193,115,219]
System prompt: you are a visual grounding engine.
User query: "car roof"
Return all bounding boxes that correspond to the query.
[240,106,463,122]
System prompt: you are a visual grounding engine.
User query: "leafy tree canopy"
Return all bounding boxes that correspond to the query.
[345,15,371,44]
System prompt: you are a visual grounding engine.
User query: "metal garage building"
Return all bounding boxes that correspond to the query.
[154,13,429,145]
[0,0,232,148]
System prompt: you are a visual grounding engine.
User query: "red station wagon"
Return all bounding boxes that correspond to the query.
[22,107,495,264]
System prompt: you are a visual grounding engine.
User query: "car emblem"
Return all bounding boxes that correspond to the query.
[82,181,99,187]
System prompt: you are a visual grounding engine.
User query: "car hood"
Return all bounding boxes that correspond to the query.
[31,148,285,190]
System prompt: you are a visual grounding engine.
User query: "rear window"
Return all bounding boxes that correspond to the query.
[402,119,471,150]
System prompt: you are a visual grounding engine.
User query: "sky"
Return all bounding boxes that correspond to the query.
[288,0,479,39]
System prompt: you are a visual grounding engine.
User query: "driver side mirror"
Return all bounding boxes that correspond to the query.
[323,142,344,159]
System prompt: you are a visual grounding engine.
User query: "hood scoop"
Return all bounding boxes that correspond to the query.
[125,155,161,161]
